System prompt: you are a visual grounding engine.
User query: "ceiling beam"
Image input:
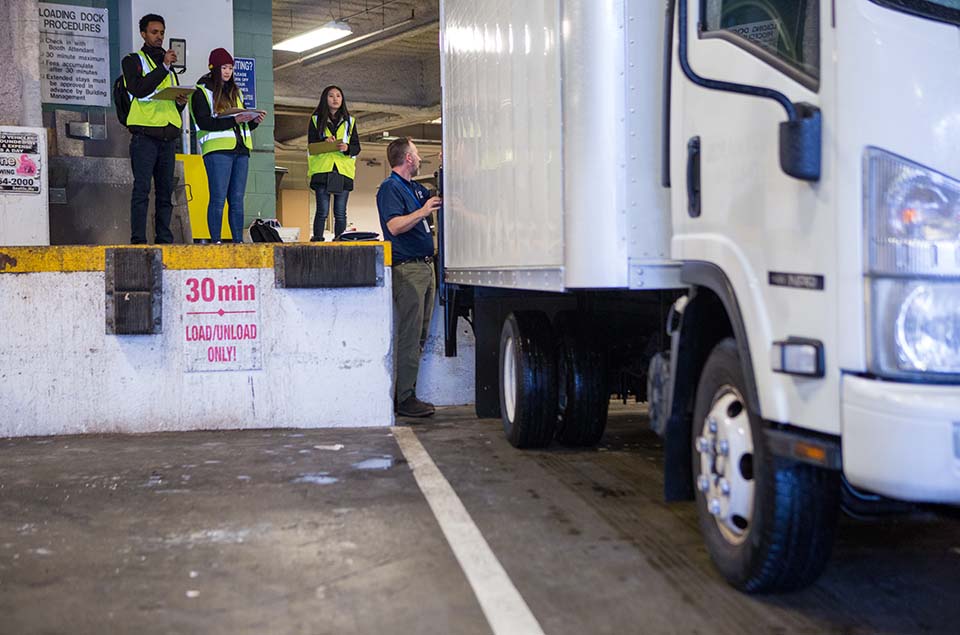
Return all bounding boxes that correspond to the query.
[355,108,440,135]
[274,14,438,73]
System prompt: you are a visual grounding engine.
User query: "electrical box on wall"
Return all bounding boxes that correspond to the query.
[118,0,233,82]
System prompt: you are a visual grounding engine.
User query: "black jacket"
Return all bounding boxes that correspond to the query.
[190,74,260,156]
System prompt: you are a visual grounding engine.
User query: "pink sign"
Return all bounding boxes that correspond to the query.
[182,271,263,372]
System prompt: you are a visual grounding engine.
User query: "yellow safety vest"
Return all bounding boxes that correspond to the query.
[125,51,182,128]
[193,86,253,156]
[307,115,356,180]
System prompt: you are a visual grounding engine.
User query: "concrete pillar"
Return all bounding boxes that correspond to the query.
[0,0,42,127]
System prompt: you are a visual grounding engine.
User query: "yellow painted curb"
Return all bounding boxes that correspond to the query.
[162,244,275,270]
[0,246,105,273]
[0,241,393,273]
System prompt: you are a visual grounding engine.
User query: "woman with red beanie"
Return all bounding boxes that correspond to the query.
[190,47,264,243]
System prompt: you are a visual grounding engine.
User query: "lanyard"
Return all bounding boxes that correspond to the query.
[390,172,432,236]
[391,172,422,208]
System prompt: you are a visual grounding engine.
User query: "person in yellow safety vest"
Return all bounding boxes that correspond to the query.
[121,13,189,244]
[307,85,361,241]
[190,48,264,243]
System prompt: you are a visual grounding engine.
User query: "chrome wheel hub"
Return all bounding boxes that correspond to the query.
[696,386,755,545]
[502,335,517,424]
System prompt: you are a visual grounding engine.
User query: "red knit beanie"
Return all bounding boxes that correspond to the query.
[208,48,234,69]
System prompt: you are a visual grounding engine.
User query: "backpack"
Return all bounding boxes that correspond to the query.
[113,73,131,127]
[249,219,283,243]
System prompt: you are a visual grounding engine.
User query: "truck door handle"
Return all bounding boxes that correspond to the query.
[687,136,701,218]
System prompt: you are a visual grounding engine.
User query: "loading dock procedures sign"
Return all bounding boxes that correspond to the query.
[0,131,42,194]
[182,271,262,372]
[39,3,110,107]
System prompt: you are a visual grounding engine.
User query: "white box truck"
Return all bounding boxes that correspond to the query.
[438,0,960,592]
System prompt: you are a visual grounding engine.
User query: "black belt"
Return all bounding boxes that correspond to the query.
[395,255,434,266]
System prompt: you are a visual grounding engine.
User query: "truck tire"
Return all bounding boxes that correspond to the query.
[554,313,608,446]
[499,311,558,448]
[692,338,840,593]
[647,352,669,436]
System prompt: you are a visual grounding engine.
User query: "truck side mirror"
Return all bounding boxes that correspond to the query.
[675,0,822,184]
[779,103,821,182]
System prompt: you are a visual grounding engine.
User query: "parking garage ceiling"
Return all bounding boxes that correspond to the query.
[271,0,441,152]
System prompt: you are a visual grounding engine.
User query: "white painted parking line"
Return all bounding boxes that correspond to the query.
[392,426,546,635]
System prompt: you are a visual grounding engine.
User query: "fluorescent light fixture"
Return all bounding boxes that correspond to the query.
[274,20,352,53]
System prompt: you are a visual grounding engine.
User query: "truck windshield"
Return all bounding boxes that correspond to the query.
[872,0,960,25]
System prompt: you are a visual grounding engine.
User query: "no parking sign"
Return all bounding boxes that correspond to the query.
[233,57,256,109]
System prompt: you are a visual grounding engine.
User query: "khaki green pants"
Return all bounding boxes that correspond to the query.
[393,261,436,403]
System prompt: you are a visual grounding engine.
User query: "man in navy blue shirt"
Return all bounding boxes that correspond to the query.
[377,138,442,418]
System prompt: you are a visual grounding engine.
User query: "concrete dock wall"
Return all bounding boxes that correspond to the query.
[0,245,396,436]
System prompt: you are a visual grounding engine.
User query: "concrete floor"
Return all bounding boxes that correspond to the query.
[1,405,958,634]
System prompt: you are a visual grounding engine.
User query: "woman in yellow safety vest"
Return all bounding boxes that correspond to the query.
[191,47,263,243]
[307,85,361,241]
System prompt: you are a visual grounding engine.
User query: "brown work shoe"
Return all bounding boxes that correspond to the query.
[396,395,436,418]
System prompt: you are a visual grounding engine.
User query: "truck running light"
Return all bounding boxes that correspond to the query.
[771,339,824,378]
[793,442,828,465]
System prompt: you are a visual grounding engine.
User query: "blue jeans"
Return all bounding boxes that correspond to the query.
[129,133,176,244]
[203,152,249,243]
[313,185,348,240]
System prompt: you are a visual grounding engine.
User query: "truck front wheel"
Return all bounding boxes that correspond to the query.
[692,338,840,593]
[499,311,558,448]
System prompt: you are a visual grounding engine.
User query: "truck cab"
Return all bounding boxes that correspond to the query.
[439,0,960,592]
[662,0,960,590]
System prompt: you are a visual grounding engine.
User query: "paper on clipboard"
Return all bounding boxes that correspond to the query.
[152,85,195,100]
[308,141,341,155]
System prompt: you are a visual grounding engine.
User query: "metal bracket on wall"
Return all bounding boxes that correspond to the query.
[66,121,107,141]
[105,248,163,335]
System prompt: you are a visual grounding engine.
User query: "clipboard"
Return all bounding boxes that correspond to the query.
[308,141,341,155]
[153,85,195,100]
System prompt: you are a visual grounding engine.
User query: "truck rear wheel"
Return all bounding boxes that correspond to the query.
[692,338,840,593]
[499,311,558,448]
[554,313,608,446]
[647,352,670,436]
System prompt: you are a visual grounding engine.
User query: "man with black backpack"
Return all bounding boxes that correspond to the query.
[121,14,187,244]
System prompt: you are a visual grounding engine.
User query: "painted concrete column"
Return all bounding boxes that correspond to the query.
[0,0,42,127]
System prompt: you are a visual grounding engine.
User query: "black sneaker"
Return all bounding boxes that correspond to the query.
[396,395,436,418]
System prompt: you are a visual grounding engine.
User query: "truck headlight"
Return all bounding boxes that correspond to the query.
[869,278,960,375]
[864,148,960,378]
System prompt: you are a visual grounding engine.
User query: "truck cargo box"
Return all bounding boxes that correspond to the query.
[440,0,681,291]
